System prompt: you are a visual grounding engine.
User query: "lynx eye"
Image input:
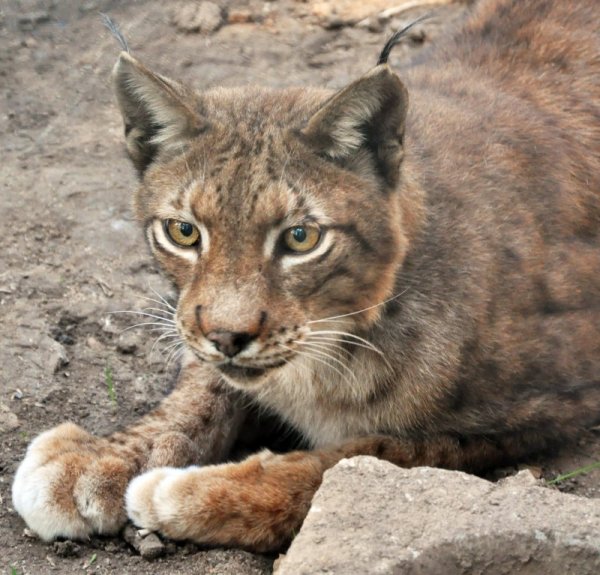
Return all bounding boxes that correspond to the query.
[164,219,200,247]
[282,224,322,253]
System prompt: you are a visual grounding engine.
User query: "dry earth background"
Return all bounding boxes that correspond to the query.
[1,0,599,573]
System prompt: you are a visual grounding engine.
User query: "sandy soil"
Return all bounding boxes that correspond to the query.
[1,1,598,573]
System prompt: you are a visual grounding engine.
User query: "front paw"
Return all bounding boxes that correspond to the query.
[12,423,133,541]
[126,450,320,551]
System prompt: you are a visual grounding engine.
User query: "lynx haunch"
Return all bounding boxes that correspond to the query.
[12,0,600,552]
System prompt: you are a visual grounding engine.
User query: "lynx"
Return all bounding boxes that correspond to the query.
[12,0,600,552]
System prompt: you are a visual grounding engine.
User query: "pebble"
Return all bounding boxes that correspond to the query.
[117,332,138,354]
[227,9,255,25]
[123,524,167,560]
[0,402,20,432]
[18,11,50,31]
[53,540,81,557]
[172,1,223,34]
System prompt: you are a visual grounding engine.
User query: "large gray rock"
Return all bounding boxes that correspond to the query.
[276,457,600,575]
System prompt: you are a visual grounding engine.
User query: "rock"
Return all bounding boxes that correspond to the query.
[309,0,391,28]
[52,540,81,557]
[139,532,166,559]
[123,524,166,560]
[44,337,69,373]
[15,330,69,374]
[172,1,224,34]
[17,11,50,31]
[0,403,20,432]
[227,9,255,25]
[276,457,600,575]
[116,331,138,354]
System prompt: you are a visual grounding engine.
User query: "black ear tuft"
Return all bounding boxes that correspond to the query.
[378,15,431,65]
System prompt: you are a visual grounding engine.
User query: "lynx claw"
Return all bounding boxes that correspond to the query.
[12,423,130,541]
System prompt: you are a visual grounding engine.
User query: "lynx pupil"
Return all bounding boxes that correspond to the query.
[292,227,307,243]
[180,222,194,237]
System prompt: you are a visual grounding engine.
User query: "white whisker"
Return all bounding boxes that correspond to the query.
[163,338,184,354]
[136,294,176,312]
[150,331,181,355]
[308,288,409,324]
[294,342,357,381]
[305,335,382,356]
[109,310,177,323]
[165,342,186,369]
[308,330,384,356]
[119,320,176,333]
[295,339,353,361]
[148,286,177,311]
[138,306,175,318]
[279,344,358,391]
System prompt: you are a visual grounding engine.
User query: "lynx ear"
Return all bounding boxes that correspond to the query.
[112,52,207,174]
[301,65,408,186]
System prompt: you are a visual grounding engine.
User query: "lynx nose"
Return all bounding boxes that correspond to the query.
[206,330,256,357]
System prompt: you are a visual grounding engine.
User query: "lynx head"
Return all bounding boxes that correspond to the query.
[113,51,410,388]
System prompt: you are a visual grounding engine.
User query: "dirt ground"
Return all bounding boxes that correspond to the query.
[1,1,599,574]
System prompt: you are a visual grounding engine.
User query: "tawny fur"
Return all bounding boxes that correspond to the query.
[13,0,600,551]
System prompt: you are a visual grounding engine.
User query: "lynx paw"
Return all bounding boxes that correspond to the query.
[125,450,321,551]
[12,423,132,541]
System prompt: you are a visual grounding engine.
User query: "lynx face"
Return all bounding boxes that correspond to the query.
[114,55,409,387]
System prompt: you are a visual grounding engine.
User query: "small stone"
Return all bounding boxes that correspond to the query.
[181,542,200,555]
[356,16,384,33]
[18,11,50,31]
[86,336,103,351]
[501,468,539,487]
[0,403,20,432]
[117,332,138,354]
[227,9,255,25]
[122,524,139,548]
[123,525,166,560]
[323,15,346,30]
[23,37,38,48]
[172,1,223,34]
[46,339,69,373]
[138,532,166,560]
[79,0,100,12]
[53,540,81,557]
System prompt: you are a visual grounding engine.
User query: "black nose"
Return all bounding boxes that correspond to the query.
[206,330,255,357]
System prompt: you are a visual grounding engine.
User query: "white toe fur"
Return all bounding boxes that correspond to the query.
[127,467,183,529]
[125,466,200,531]
[12,457,90,541]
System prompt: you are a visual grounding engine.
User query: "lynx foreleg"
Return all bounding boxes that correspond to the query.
[12,357,243,541]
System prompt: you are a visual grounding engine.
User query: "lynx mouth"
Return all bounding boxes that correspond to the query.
[217,356,290,380]
[217,364,268,380]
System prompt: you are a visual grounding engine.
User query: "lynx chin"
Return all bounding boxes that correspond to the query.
[12,0,600,552]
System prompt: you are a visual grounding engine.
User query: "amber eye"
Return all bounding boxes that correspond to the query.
[164,220,201,247]
[282,224,322,253]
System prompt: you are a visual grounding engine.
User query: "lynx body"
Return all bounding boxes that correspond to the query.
[12,0,600,551]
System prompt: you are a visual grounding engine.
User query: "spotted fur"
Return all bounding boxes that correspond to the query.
[13,0,600,552]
